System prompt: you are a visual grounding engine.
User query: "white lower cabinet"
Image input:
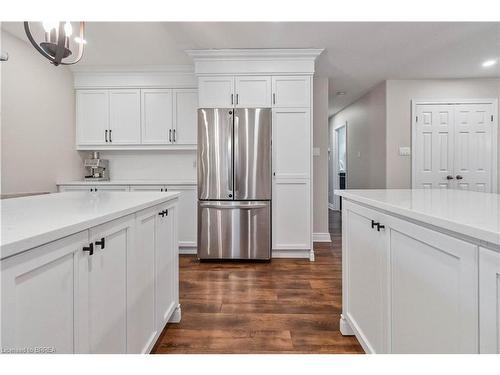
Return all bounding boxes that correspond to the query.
[1,201,179,354]
[1,232,88,354]
[389,219,478,354]
[77,216,132,353]
[58,185,130,192]
[479,247,500,353]
[342,200,480,354]
[156,203,178,327]
[343,204,389,354]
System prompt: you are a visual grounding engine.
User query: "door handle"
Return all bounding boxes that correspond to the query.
[109,129,112,142]
[376,223,385,232]
[169,129,172,143]
[200,202,268,209]
[159,211,165,217]
[95,237,105,249]
[371,220,378,229]
[105,130,108,142]
[236,94,239,105]
[456,175,463,180]
[273,93,276,105]
[446,175,454,180]
[173,129,176,142]
[83,243,94,256]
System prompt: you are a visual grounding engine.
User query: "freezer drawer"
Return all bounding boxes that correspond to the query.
[197,201,271,260]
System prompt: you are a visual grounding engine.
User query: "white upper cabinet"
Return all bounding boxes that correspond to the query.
[76,90,109,145]
[109,89,141,144]
[272,76,311,108]
[273,108,311,179]
[235,76,272,108]
[198,76,235,108]
[173,89,198,144]
[141,89,173,144]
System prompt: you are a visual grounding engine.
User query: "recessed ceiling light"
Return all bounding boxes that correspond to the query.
[482,59,497,68]
[336,91,346,96]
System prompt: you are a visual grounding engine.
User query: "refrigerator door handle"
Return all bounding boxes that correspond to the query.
[227,115,233,196]
[199,202,268,209]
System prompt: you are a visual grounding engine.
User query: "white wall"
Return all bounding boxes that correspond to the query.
[1,31,82,194]
[312,77,329,235]
[95,150,197,181]
[386,78,500,188]
[331,81,387,189]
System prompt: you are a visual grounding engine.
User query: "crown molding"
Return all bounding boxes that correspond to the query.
[70,64,194,73]
[185,48,324,60]
[185,48,324,76]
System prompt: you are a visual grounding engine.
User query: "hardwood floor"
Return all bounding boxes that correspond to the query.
[152,210,363,354]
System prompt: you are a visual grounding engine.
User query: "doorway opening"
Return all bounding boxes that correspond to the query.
[329,121,347,213]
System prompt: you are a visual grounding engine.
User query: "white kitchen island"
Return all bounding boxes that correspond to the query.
[1,191,181,354]
[335,189,500,354]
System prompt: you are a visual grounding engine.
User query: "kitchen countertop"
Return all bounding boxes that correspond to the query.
[335,189,500,247]
[57,179,196,186]
[0,191,180,260]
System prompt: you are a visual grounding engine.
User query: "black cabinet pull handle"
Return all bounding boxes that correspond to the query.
[377,223,385,232]
[371,220,378,229]
[109,129,112,142]
[95,237,105,249]
[163,209,168,216]
[159,211,165,217]
[83,243,94,256]
[105,130,108,142]
[169,129,172,143]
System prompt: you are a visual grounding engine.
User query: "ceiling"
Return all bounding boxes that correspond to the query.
[3,22,500,115]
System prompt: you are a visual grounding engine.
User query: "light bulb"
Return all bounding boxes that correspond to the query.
[42,21,58,32]
[74,37,87,44]
[64,22,73,37]
[482,59,498,68]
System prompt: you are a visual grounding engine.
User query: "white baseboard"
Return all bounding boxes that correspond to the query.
[179,247,197,255]
[313,232,331,242]
[272,249,314,261]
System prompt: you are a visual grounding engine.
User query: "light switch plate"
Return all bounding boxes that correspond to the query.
[399,146,411,156]
[313,147,320,156]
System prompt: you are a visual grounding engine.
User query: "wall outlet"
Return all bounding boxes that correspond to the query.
[399,146,411,156]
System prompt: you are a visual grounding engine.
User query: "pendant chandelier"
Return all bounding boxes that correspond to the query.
[24,21,86,66]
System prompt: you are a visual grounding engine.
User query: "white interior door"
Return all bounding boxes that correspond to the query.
[413,101,496,192]
[414,104,455,189]
[453,104,494,192]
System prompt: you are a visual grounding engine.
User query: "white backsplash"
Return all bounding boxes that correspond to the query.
[80,150,197,181]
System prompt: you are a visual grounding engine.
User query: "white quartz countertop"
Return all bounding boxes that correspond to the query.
[57,179,196,186]
[335,189,500,246]
[1,191,180,260]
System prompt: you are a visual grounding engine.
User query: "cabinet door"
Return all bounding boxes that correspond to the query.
[343,203,389,353]
[273,108,311,179]
[479,247,500,353]
[272,76,311,108]
[109,89,141,144]
[58,185,94,192]
[173,89,198,145]
[141,89,173,144]
[272,180,311,250]
[166,185,197,247]
[77,216,132,353]
[1,231,88,354]
[390,219,478,353]
[198,76,234,108]
[128,207,158,353]
[235,76,272,108]
[156,204,178,330]
[76,90,109,145]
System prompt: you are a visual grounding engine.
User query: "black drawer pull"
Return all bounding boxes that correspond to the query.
[371,220,378,229]
[83,243,94,256]
[377,223,385,231]
[95,237,105,249]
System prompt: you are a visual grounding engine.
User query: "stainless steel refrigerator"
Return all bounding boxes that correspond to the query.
[197,108,272,260]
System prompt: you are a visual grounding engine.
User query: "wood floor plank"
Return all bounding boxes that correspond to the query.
[151,210,364,354]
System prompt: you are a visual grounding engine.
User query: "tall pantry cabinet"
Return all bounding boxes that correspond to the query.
[188,49,322,260]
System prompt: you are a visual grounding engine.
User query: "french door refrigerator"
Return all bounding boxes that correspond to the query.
[197,108,272,260]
